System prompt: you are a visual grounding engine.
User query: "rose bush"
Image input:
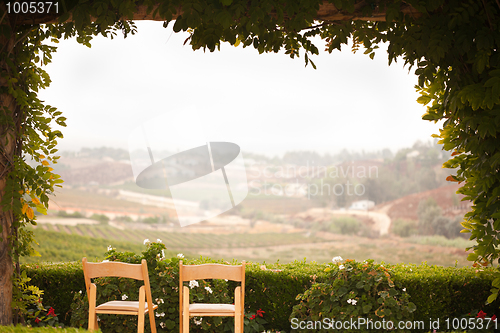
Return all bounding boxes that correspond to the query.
[290,259,416,332]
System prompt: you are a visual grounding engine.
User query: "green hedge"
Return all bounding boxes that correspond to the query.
[245,260,329,329]
[248,262,500,331]
[22,262,86,326]
[22,248,500,332]
[1,326,92,333]
[390,264,499,325]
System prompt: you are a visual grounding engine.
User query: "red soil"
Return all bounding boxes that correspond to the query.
[378,183,471,221]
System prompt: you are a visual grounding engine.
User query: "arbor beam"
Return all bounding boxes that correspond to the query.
[9,1,420,26]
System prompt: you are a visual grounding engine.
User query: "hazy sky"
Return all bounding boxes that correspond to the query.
[39,21,442,157]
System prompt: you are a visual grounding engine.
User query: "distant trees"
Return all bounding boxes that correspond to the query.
[417,198,463,239]
[417,198,442,235]
[391,198,463,239]
[300,141,450,208]
[62,147,130,161]
[391,219,418,238]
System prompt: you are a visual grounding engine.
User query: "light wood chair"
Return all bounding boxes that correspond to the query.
[82,257,158,333]
[179,261,245,333]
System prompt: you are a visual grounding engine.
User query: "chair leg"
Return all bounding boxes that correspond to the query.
[138,313,145,333]
[235,313,242,333]
[182,286,190,333]
[88,284,97,332]
[235,286,242,333]
[88,309,95,332]
[138,286,146,333]
[148,308,157,333]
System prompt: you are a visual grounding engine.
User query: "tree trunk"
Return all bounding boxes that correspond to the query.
[0,214,14,326]
[0,8,16,325]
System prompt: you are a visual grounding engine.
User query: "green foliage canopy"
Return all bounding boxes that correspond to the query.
[1,0,500,320]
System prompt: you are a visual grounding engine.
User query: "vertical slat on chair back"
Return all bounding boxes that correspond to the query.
[180,263,244,281]
[84,260,145,280]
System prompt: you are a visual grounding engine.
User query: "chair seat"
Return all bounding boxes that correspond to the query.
[189,303,235,314]
[97,300,158,312]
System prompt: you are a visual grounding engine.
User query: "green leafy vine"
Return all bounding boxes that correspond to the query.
[1,0,500,323]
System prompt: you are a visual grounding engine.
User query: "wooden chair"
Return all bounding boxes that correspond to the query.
[82,257,158,333]
[179,261,245,333]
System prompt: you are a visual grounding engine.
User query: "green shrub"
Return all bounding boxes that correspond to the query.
[114,215,133,222]
[23,262,85,326]
[57,211,85,218]
[140,216,160,224]
[330,217,361,235]
[408,235,473,248]
[89,214,109,224]
[12,270,44,324]
[290,259,416,332]
[26,305,64,328]
[417,198,465,239]
[390,263,500,328]
[244,260,329,331]
[417,198,442,235]
[243,309,267,333]
[392,219,418,237]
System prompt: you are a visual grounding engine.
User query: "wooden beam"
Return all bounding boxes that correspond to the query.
[315,2,420,21]
[9,1,420,26]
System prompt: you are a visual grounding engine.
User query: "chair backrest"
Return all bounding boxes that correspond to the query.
[82,258,152,301]
[83,259,145,279]
[179,262,245,282]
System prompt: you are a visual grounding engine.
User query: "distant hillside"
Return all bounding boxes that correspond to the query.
[57,161,133,186]
[53,142,454,210]
[378,183,471,221]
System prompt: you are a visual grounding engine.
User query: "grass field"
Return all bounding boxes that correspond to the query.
[27,223,471,267]
[36,223,322,249]
[195,233,471,266]
[21,228,169,264]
